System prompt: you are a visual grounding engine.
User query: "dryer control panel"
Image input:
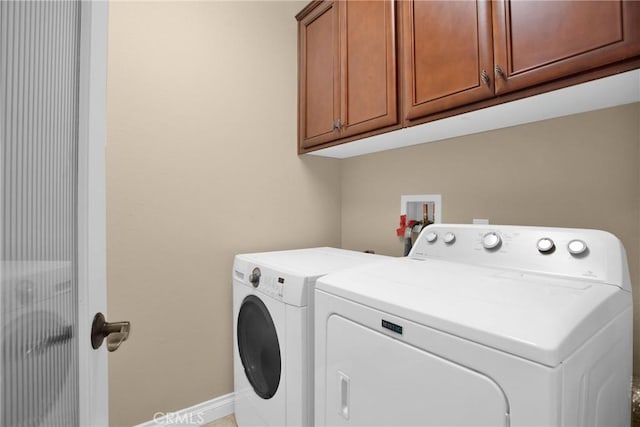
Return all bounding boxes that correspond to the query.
[410,224,630,291]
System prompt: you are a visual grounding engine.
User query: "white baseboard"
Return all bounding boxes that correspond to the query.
[134,392,234,427]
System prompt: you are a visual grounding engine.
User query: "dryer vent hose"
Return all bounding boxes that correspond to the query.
[633,376,640,426]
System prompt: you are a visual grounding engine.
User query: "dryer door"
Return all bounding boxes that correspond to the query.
[324,315,509,426]
[237,295,281,399]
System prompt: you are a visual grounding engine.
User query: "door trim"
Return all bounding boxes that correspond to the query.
[77,1,109,425]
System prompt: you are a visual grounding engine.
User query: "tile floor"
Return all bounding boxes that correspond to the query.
[204,414,237,427]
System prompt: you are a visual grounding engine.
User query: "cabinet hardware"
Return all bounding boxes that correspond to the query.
[480,70,490,86]
[494,64,507,81]
[336,119,343,130]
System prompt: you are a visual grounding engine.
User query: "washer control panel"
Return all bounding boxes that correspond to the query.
[443,232,456,245]
[481,232,501,250]
[249,267,261,288]
[255,274,284,299]
[536,237,555,254]
[234,263,286,301]
[567,239,588,256]
[409,224,629,290]
[425,232,438,243]
[246,268,284,299]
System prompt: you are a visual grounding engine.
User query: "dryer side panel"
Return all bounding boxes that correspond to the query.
[561,306,633,427]
[285,304,311,426]
[323,314,509,426]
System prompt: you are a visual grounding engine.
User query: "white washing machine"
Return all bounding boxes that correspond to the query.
[315,224,633,427]
[233,247,388,427]
[1,261,75,427]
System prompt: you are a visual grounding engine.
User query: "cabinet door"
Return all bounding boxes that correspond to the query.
[402,0,494,121]
[493,0,640,95]
[298,1,340,149]
[339,0,397,138]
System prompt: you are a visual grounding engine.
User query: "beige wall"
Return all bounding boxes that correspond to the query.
[105,2,337,426]
[341,102,640,368]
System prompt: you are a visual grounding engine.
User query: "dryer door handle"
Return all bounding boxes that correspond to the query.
[338,371,350,420]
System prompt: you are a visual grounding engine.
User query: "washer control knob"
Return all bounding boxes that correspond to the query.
[249,267,261,288]
[537,237,555,254]
[568,239,588,256]
[443,232,456,244]
[425,232,438,243]
[482,232,502,250]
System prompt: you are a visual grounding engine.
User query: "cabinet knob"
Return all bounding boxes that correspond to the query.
[480,70,490,86]
[332,119,343,131]
[494,64,507,81]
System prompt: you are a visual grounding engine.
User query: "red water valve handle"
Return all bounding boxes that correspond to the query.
[396,215,408,236]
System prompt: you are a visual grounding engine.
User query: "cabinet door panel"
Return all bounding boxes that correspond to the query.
[299,1,340,149]
[402,0,494,121]
[493,0,640,94]
[340,0,397,138]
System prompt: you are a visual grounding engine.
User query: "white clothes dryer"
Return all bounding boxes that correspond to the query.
[315,224,633,427]
[233,247,387,427]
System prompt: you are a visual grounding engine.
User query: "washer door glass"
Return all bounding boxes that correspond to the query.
[237,295,281,399]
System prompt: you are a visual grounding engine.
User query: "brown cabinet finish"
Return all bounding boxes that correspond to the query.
[298,1,340,149]
[297,0,640,155]
[402,0,494,121]
[340,0,397,139]
[297,0,397,151]
[493,0,640,94]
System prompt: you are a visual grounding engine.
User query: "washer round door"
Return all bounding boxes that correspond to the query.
[237,295,281,399]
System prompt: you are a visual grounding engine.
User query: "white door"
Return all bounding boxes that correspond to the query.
[0,1,113,426]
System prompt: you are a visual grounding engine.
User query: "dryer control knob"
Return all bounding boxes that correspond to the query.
[443,232,456,244]
[537,238,555,254]
[568,239,588,256]
[482,232,502,250]
[425,232,438,243]
[249,267,261,288]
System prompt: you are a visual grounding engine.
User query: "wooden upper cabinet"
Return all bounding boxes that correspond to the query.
[492,0,640,94]
[340,1,397,139]
[297,0,640,154]
[297,0,397,151]
[402,0,494,121]
[298,1,340,149]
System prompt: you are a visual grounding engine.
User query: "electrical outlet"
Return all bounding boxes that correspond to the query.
[400,194,442,226]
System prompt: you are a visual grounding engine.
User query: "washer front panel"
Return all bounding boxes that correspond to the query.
[233,281,288,427]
